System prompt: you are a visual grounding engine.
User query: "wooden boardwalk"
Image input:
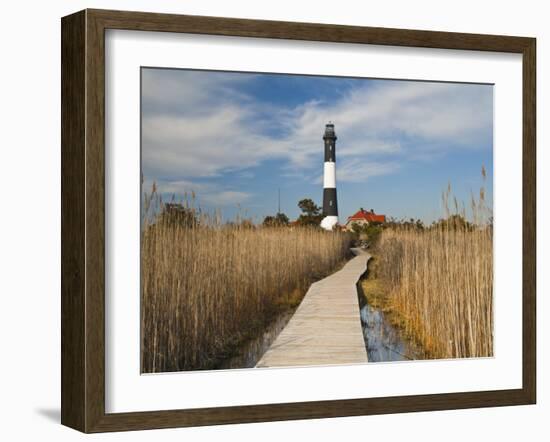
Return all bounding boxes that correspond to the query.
[256,249,370,368]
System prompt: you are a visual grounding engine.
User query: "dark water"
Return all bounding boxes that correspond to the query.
[216,310,294,369]
[358,287,423,362]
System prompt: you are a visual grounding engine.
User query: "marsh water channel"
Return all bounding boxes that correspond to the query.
[215,258,422,369]
[357,285,423,362]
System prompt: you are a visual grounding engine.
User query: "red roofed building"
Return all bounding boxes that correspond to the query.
[345,208,386,231]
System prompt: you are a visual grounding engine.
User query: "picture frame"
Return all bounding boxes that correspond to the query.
[61,8,536,433]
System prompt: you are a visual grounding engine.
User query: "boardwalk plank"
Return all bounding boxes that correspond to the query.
[256,249,370,368]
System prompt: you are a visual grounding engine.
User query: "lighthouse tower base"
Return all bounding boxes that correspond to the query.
[320,215,339,231]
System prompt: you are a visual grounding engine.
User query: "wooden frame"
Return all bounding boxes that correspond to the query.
[61,8,536,433]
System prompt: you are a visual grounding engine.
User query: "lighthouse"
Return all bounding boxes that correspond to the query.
[320,123,339,230]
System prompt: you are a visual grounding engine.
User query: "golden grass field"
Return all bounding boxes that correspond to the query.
[141,214,352,373]
[141,169,492,371]
[373,226,493,359]
[368,176,493,359]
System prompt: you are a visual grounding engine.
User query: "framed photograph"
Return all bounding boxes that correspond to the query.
[61,9,536,433]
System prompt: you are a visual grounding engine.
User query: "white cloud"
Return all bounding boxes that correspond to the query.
[141,68,253,115]
[143,179,252,208]
[142,70,492,187]
[280,81,492,169]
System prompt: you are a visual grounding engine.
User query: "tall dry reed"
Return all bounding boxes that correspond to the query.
[141,208,351,373]
[376,227,493,358]
[374,172,493,359]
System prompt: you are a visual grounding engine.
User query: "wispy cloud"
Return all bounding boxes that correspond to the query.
[313,159,400,184]
[279,81,492,170]
[142,69,492,205]
[143,178,252,208]
[141,69,253,116]
[337,159,401,183]
[142,108,287,178]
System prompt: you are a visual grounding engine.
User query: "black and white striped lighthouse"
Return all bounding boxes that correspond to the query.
[321,122,339,230]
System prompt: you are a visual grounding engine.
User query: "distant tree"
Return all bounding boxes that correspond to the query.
[350,221,383,246]
[275,212,290,225]
[239,219,255,229]
[298,199,321,217]
[158,203,198,228]
[432,214,473,231]
[351,222,364,235]
[262,215,276,226]
[365,224,383,245]
[263,212,289,227]
[383,216,424,231]
[296,198,323,226]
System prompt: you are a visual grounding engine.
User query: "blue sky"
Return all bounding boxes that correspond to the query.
[141,68,493,224]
